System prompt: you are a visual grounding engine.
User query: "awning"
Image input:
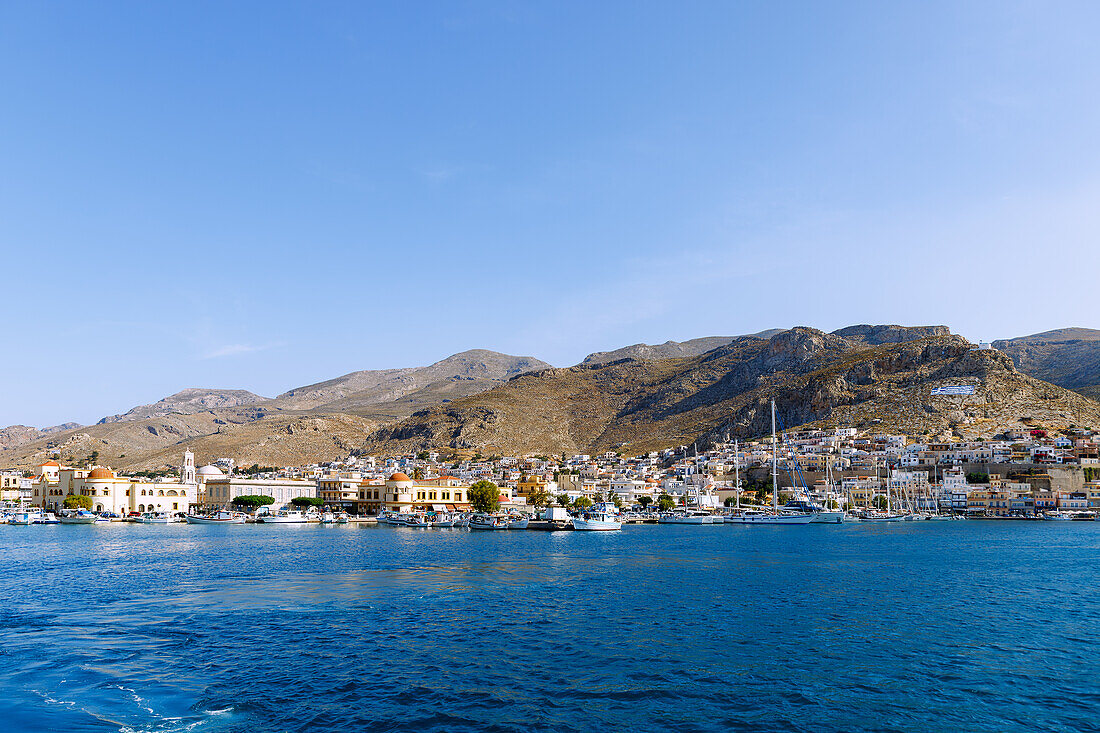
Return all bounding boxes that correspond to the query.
[431,504,447,511]
[446,504,456,511]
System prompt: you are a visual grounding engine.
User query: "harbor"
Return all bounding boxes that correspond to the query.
[1,518,1097,732]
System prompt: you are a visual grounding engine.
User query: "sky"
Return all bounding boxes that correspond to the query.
[2,1,1100,427]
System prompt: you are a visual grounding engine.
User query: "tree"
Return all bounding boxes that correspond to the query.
[724,496,736,507]
[872,495,888,510]
[637,496,653,510]
[529,488,551,509]
[573,497,593,510]
[657,493,675,512]
[89,450,99,463]
[416,451,430,460]
[966,472,989,485]
[232,495,275,508]
[468,480,500,513]
[64,494,93,510]
[412,466,426,480]
[556,493,570,508]
[592,492,604,503]
[291,497,324,508]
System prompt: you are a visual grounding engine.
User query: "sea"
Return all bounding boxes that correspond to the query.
[1,521,1098,732]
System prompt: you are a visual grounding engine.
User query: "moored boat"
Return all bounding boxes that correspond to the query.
[58,509,99,524]
[572,502,622,531]
[185,510,246,524]
[256,509,308,524]
[468,513,507,530]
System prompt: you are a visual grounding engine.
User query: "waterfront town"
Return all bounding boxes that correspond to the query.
[4,423,1100,521]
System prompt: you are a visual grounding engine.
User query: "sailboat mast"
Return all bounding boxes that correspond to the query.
[771,400,778,514]
[734,438,740,511]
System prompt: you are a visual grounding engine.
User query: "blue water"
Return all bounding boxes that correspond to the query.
[1,522,1099,732]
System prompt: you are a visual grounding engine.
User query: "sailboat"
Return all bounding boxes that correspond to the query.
[862,461,906,522]
[725,401,815,525]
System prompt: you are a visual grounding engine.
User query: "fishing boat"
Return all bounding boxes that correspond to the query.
[335,512,349,524]
[184,510,246,524]
[320,511,336,523]
[58,509,99,524]
[1043,511,1073,521]
[506,515,530,530]
[404,513,431,527]
[572,502,622,531]
[8,511,35,525]
[136,512,171,524]
[468,513,507,530]
[725,401,815,525]
[33,512,60,524]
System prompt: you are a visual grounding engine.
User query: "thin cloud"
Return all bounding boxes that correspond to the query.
[200,342,282,360]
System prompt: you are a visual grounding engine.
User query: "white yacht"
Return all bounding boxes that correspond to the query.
[572,503,622,531]
[59,509,99,525]
[256,509,308,524]
[136,512,171,524]
[8,510,35,525]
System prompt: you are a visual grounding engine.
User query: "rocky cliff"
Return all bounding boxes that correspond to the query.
[361,328,1100,456]
[993,328,1100,400]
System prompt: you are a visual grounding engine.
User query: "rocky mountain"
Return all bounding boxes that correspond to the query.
[269,350,551,416]
[361,326,1100,456]
[0,349,548,470]
[993,328,1100,400]
[0,423,82,451]
[580,330,784,365]
[98,388,269,424]
[831,324,950,346]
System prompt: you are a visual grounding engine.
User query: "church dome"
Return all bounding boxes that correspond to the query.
[388,472,411,482]
[87,467,114,481]
[197,465,225,478]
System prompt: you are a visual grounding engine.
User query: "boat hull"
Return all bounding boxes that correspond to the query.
[809,511,844,524]
[572,518,621,531]
[725,513,815,525]
[185,515,245,525]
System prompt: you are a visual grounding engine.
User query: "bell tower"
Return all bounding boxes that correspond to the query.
[182,448,196,484]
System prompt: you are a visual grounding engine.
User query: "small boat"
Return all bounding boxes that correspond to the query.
[1043,511,1073,521]
[430,512,458,528]
[33,512,60,525]
[468,513,507,531]
[506,515,530,530]
[59,510,99,525]
[136,512,171,524]
[657,511,711,524]
[335,512,349,524]
[320,511,336,523]
[185,510,246,524]
[572,503,622,531]
[8,511,34,525]
[256,509,308,524]
[404,514,431,528]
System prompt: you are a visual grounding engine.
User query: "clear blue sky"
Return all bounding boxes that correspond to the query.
[2,1,1099,428]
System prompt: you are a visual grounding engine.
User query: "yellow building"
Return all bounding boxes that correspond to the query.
[515,474,548,501]
[379,473,473,512]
